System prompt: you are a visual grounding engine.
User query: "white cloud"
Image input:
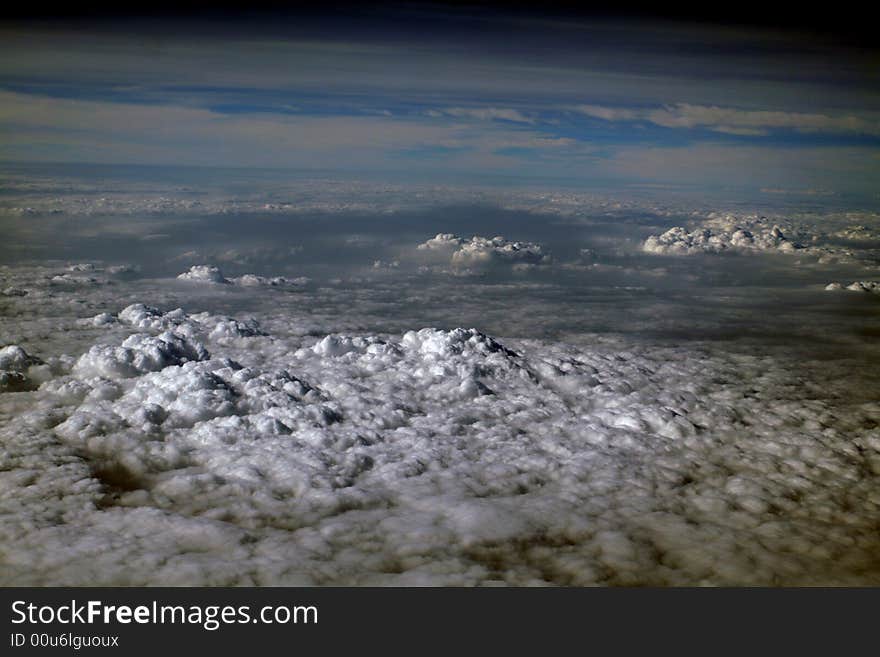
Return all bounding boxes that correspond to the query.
[0,345,43,392]
[177,265,230,284]
[643,224,800,255]
[176,265,309,289]
[3,181,880,586]
[5,296,880,585]
[641,213,871,265]
[416,234,548,271]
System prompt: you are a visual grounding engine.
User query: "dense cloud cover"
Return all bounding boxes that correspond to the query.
[2,289,880,585]
[3,0,880,590]
[2,171,880,585]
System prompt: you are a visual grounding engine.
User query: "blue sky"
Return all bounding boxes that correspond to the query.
[1,7,879,195]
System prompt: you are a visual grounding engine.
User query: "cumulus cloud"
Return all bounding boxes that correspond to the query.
[416,234,548,271]
[176,266,308,289]
[177,265,230,284]
[4,299,880,585]
[417,233,465,252]
[72,331,210,380]
[231,274,310,287]
[50,273,107,286]
[0,345,44,392]
[643,225,800,255]
[640,212,875,264]
[825,281,880,295]
[834,225,880,242]
[3,174,880,586]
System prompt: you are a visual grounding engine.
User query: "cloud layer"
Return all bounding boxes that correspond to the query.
[2,171,880,585]
[2,14,878,193]
[577,103,880,137]
[3,293,880,585]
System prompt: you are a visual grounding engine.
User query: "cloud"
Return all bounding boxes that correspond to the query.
[0,91,575,170]
[575,102,880,136]
[416,233,548,271]
[6,295,880,584]
[1,16,878,193]
[640,213,870,264]
[574,105,639,122]
[176,265,309,288]
[642,225,800,255]
[177,265,230,284]
[760,187,835,196]
[709,126,769,136]
[604,143,880,192]
[0,345,44,392]
[428,107,535,124]
[825,281,880,295]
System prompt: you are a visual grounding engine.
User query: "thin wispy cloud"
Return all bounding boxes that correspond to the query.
[575,103,880,137]
[574,105,639,122]
[1,14,878,194]
[427,107,536,124]
[0,90,571,169]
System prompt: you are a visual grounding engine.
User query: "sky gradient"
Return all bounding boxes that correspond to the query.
[2,6,879,195]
